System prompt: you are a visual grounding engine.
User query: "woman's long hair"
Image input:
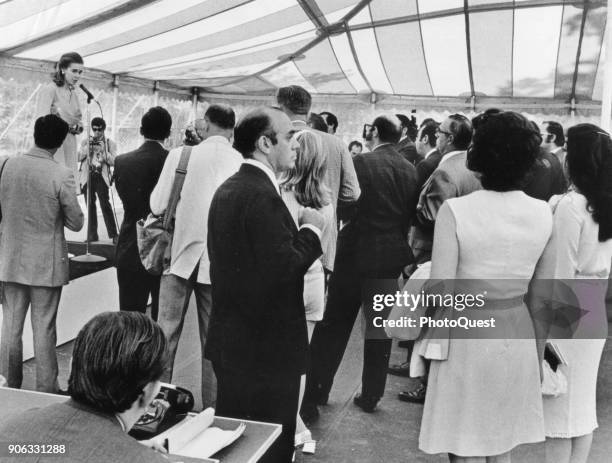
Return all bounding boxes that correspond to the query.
[281,130,331,209]
[52,52,84,87]
[566,123,612,242]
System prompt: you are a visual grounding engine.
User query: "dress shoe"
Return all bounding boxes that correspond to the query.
[299,402,319,425]
[353,393,378,413]
[398,382,426,404]
[388,361,411,377]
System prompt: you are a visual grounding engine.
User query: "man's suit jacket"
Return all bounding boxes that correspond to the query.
[415,149,442,191]
[412,151,481,256]
[396,137,423,166]
[0,148,83,287]
[114,141,168,270]
[206,163,322,377]
[341,144,418,274]
[0,400,167,463]
[291,121,360,210]
[523,148,567,201]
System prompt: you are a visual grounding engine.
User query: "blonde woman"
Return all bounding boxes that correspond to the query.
[280,130,334,447]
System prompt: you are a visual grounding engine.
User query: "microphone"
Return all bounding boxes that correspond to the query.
[79,84,95,103]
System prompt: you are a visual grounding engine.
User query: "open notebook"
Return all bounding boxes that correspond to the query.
[153,408,246,459]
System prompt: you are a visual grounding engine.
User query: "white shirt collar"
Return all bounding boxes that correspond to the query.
[244,159,280,195]
[438,150,464,166]
[399,135,407,142]
[424,148,437,160]
[204,135,230,145]
[551,146,563,154]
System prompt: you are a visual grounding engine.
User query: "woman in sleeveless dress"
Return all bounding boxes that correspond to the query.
[280,129,334,447]
[419,112,552,462]
[537,125,612,463]
[35,52,84,181]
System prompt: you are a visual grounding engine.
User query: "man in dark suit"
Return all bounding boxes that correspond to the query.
[206,107,324,462]
[523,122,567,200]
[303,115,418,416]
[0,311,169,463]
[414,119,442,190]
[388,121,441,378]
[395,114,422,165]
[114,107,171,321]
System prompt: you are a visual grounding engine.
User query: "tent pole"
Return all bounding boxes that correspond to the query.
[601,0,612,132]
[111,75,119,141]
[191,87,199,120]
[153,80,159,106]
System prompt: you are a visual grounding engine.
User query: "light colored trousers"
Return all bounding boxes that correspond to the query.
[158,272,216,409]
[0,283,61,392]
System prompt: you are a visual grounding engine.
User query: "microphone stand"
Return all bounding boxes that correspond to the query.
[71,90,106,263]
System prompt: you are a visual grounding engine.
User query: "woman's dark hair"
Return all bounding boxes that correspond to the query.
[52,52,84,87]
[467,111,540,192]
[566,123,612,241]
[68,312,168,414]
[34,115,70,149]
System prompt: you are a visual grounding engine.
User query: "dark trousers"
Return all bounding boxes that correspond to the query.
[305,254,399,404]
[82,172,117,241]
[116,265,160,321]
[214,365,299,463]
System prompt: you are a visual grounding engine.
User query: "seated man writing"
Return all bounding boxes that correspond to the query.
[0,312,169,463]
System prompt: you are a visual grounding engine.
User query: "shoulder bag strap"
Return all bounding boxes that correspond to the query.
[162,146,192,230]
[0,156,9,219]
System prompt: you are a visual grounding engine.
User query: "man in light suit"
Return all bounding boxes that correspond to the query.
[304,115,419,417]
[206,107,324,462]
[0,312,169,463]
[152,104,242,409]
[114,107,171,321]
[411,114,481,265]
[399,114,481,404]
[276,85,360,272]
[0,114,84,392]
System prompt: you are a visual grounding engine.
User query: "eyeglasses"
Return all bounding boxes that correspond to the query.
[92,127,104,132]
[363,123,373,132]
[436,128,452,137]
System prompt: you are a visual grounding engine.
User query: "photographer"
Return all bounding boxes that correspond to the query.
[78,117,118,243]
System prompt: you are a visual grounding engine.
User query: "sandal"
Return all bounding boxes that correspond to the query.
[398,382,427,404]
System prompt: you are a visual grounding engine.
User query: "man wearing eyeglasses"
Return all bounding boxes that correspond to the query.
[400,114,481,405]
[78,117,118,243]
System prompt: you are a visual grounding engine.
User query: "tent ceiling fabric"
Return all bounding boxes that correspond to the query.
[0,0,607,101]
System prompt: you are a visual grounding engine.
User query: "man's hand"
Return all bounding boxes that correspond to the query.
[299,207,325,231]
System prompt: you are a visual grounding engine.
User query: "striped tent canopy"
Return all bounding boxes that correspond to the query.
[0,0,608,104]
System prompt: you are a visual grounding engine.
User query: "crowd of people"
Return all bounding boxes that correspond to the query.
[0,52,611,463]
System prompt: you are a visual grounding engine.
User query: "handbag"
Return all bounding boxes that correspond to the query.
[137,146,192,275]
[541,342,568,397]
[384,261,431,341]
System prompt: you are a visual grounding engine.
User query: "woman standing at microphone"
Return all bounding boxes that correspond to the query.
[35,52,84,180]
